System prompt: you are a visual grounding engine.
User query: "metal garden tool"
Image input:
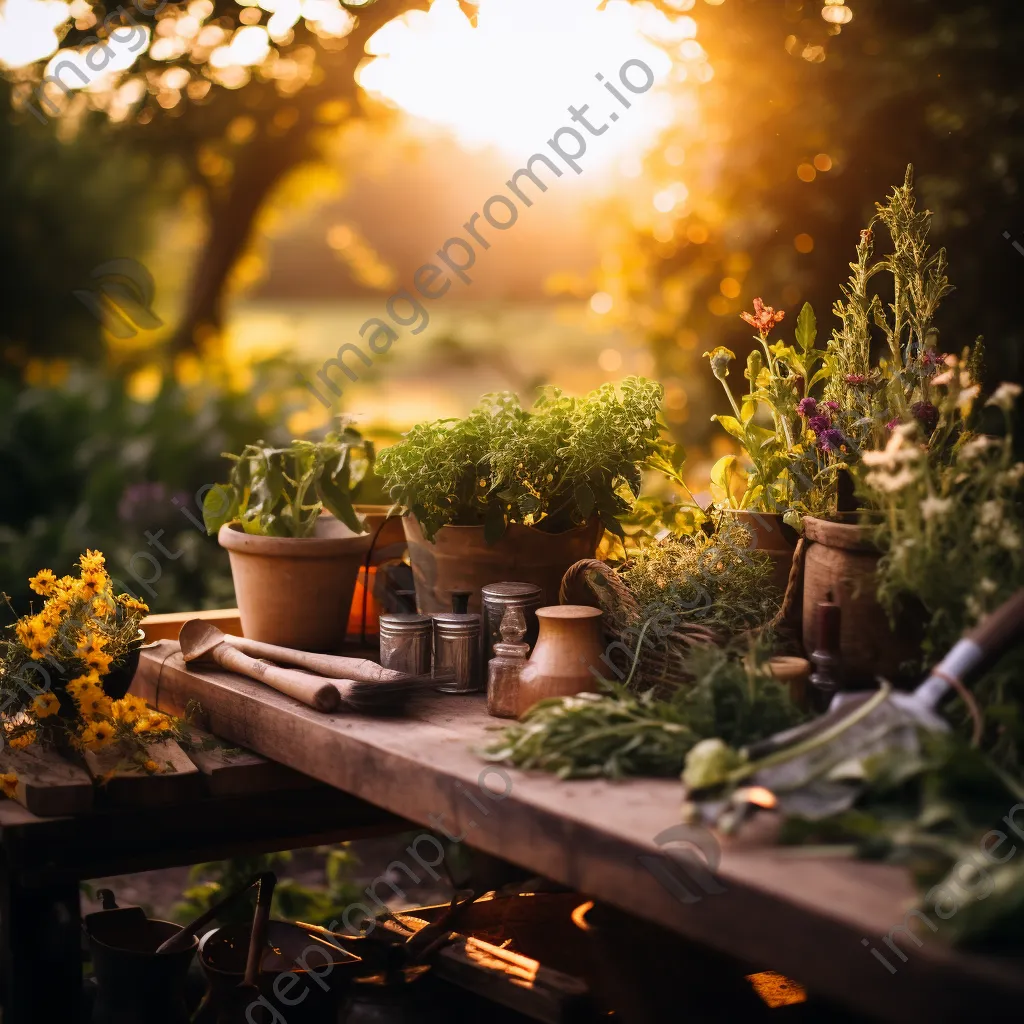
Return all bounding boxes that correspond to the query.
[683,589,1024,827]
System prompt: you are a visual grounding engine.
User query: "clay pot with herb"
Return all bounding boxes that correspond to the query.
[377,378,686,613]
[203,426,373,650]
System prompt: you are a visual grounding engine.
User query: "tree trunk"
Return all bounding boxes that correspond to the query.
[169,124,308,353]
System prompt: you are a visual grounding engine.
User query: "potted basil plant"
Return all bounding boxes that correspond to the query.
[376,378,686,613]
[203,426,373,650]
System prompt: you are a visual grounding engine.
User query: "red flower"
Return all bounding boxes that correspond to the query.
[740,298,786,335]
[845,373,868,386]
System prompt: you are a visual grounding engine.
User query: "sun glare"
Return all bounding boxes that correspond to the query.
[359,0,694,175]
[0,0,69,69]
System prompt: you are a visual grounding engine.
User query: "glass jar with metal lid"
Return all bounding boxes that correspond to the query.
[481,582,543,660]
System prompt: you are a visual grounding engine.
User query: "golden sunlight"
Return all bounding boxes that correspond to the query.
[0,0,69,69]
[358,0,699,175]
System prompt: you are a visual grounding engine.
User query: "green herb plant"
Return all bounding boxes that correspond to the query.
[202,424,373,538]
[375,378,687,543]
[485,643,805,780]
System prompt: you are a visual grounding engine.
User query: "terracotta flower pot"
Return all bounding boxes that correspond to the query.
[719,509,799,596]
[218,516,372,651]
[801,516,922,685]
[402,517,603,615]
[516,605,604,716]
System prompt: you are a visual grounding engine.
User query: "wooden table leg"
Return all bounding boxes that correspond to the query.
[0,867,83,1023]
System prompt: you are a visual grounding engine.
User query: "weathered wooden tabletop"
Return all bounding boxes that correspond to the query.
[134,641,1024,1023]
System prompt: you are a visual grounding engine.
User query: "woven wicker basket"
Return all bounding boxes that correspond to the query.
[559,544,805,692]
[558,559,722,691]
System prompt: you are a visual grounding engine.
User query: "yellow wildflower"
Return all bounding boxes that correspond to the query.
[9,730,36,751]
[135,712,172,736]
[0,773,18,799]
[92,593,117,618]
[81,721,115,750]
[28,568,57,597]
[75,691,112,720]
[79,549,106,573]
[111,694,148,724]
[31,692,60,719]
[16,615,52,660]
[117,594,150,614]
[55,575,78,596]
[76,632,108,657]
[78,570,107,600]
[142,759,161,773]
[66,674,101,699]
[84,650,113,676]
[40,598,68,629]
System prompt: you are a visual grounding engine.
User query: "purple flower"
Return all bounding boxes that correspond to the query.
[797,397,818,417]
[817,428,846,453]
[886,418,901,432]
[808,414,832,434]
[822,400,840,413]
[911,401,939,435]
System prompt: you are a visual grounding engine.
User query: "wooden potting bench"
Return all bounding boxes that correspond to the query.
[3,624,1024,1023]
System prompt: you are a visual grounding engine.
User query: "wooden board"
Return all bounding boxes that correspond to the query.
[140,608,241,643]
[180,725,314,797]
[132,642,1024,1023]
[0,746,94,817]
[82,738,204,806]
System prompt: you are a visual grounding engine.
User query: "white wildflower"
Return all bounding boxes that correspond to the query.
[958,435,994,462]
[979,501,1004,529]
[999,526,1021,551]
[978,577,999,596]
[1002,463,1024,487]
[865,468,917,493]
[987,382,1023,412]
[920,495,952,521]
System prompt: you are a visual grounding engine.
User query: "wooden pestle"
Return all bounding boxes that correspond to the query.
[179,620,342,712]
[222,634,405,682]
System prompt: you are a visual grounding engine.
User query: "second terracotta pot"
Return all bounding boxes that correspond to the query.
[402,517,603,614]
[516,605,604,717]
[801,516,922,685]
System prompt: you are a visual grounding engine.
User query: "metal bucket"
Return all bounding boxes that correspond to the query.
[84,894,197,1024]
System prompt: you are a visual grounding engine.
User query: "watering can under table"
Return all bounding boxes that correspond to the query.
[84,889,198,1024]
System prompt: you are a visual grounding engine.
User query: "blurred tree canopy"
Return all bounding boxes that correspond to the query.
[1,0,482,358]
[595,0,1024,439]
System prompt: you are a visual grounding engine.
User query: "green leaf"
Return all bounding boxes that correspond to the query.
[795,302,817,353]
[202,484,238,535]
[575,481,596,520]
[316,476,366,534]
[711,415,748,446]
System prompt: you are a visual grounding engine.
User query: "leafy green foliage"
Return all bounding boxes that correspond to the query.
[203,425,372,539]
[173,846,363,929]
[376,378,683,542]
[486,643,805,780]
[0,357,322,613]
[776,734,1024,950]
[601,520,779,652]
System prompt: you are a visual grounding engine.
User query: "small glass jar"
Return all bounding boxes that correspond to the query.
[487,606,529,718]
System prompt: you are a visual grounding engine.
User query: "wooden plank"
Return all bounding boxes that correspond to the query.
[0,746,93,817]
[82,738,204,806]
[132,644,1024,1024]
[141,607,242,643]
[180,724,315,797]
